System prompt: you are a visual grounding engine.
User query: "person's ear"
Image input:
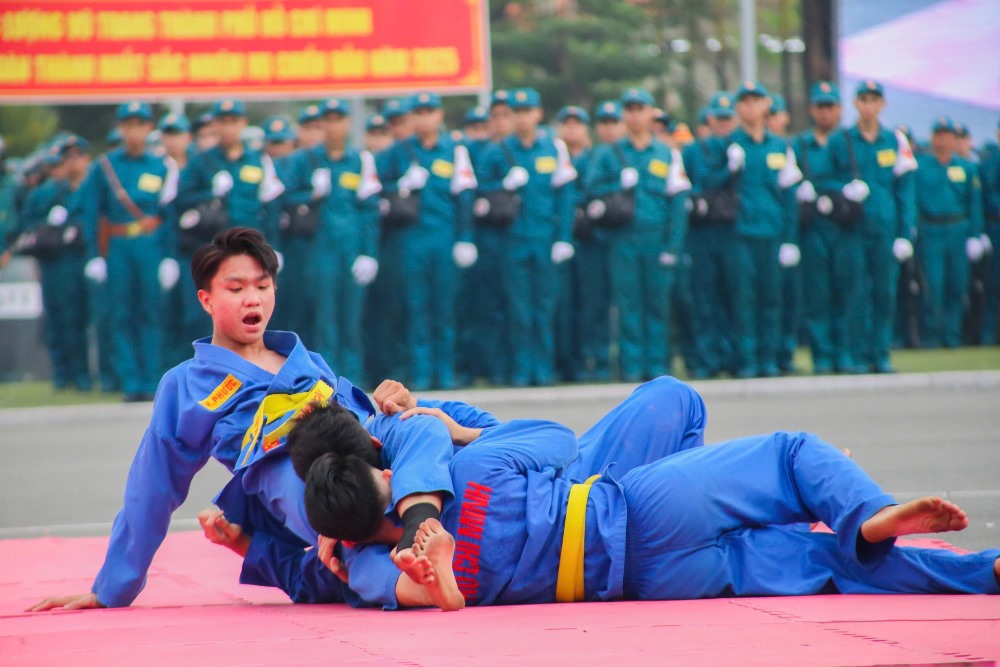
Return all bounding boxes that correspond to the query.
[371,435,383,449]
[382,468,393,483]
[197,288,213,315]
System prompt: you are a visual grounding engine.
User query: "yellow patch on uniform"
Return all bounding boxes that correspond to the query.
[535,156,557,174]
[137,173,163,193]
[431,159,454,178]
[239,380,334,468]
[876,149,897,167]
[648,159,669,178]
[199,374,243,410]
[339,172,361,190]
[240,165,263,184]
[766,152,787,170]
[947,166,966,183]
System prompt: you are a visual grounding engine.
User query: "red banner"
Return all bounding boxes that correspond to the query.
[0,0,490,102]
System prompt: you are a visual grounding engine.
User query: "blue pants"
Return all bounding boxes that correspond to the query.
[621,431,1000,599]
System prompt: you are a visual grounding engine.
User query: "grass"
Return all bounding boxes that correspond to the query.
[1,347,999,410]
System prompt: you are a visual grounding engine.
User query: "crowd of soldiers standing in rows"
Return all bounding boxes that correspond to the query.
[1,78,997,399]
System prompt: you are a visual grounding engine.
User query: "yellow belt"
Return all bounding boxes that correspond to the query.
[555,473,601,603]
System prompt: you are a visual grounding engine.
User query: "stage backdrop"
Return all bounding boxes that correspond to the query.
[0,0,490,102]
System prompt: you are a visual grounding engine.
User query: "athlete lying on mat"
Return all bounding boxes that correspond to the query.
[206,396,1000,610]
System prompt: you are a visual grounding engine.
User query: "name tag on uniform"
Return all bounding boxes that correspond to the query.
[431,159,454,178]
[239,165,263,184]
[877,149,897,167]
[137,173,162,193]
[766,152,786,170]
[947,166,966,183]
[339,172,361,190]
[535,156,557,174]
[648,159,668,178]
[199,374,243,410]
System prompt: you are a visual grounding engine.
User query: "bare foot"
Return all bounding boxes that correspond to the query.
[393,547,434,585]
[861,496,968,543]
[413,518,465,611]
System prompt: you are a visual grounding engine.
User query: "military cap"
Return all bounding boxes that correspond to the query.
[116,101,153,122]
[556,106,590,125]
[809,81,840,105]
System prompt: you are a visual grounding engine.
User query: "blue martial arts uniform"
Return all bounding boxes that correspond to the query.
[239,377,710,605]
[91,331,373,607]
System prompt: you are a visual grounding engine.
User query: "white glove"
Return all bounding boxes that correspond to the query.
[779,243,801,268]
[212,171,234,198]
[275,250,284,274]
[892,238,914,263]
[452,241,478,268]
[980,233,993,256]
[311,168,332,200]
[842,179,870,203]
[586,199,607,220]
[351,255,379,286]
[795,180,817,204]
[399,164,429,191]
[158,258,180,290]
[47,205,68,226]
[658,252,678,267]
[620,167,639,190]
[966,236,985,262]
[726,143,745,173]
[179,208,201,230]
[551,241,575,264]
[502,166,530,191]
[84,257,107,283]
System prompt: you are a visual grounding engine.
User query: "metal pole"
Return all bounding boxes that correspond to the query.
[350,97,365,148]
[739,0,757,82]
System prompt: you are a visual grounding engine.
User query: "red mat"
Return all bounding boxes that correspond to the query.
[2,532,998,667]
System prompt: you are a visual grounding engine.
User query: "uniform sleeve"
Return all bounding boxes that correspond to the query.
[378,415,456,510]
[375,144,403,193]
[340,543,403,609]
[239,532,348,603]
[452,420,579,476]
[893,168,917,241]
[80,163,105,259]
[981,154,1000,221]
[699,136,736,191]
[968,162,985,236]
[454,186,474,243]
[18,183,49,229]
[473,143,506,194]
[91,379,213,607]
[664,186,689,256]
[280,150,313,209]
[555,180,575,243]
[823,133,853,190]
[176,150,212,214]
[583,144,619,198]
[681,143,703,195]
[415,398,503,429]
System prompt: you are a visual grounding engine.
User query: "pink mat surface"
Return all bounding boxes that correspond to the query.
[2,531,998,667]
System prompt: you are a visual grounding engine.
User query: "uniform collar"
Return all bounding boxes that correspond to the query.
[192,330,304,384]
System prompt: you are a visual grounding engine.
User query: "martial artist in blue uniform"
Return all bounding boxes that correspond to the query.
[303,405,1000,608]
[27,228,379,612]
[228,376,709,605]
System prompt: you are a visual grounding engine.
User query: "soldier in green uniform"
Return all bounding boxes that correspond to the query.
[81,102,176,401]
[826,81,917,373]
[364,114,392,154]
[375,92,476,389]
[476,88,577,386]
[584,88,691,381]
[262,115,296,161]
[914,117,985,348]
[296,104,325,150]
[278,98,381,382]
[793,82,864,374]
[157,113,192,367]
[682,92,738,378]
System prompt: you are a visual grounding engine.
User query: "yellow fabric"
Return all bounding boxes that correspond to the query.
[555,473,601,603]
[239,380,334,467]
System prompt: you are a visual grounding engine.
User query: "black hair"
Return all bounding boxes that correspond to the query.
[190,227,279,292]
[304,452,387,542]
[285,402,379,481]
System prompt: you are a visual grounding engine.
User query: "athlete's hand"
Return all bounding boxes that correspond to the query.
[317,535,349,584]
[27,592,103,612]
[373,379,417,415]
[198,508,250,556]
[399,406,482,446]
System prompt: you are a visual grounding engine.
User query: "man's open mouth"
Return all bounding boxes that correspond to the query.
[243,313,262,326]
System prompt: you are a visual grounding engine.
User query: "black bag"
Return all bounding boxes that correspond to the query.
[797,132,863,228]
[380,141,422,229]
[179,198,229,254]
[280,151,321,238]
[14,223,83,261]
[690,140,738,226]
[474,143,521,228]
[586,144,635,229]
[572,205,593,241]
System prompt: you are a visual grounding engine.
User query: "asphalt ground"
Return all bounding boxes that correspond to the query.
[1,371,998,552]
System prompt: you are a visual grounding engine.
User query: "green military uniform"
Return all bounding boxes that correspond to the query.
[825,81,916,373]
[278,99,380,383]
[914,117,984,348]
[794,82,865,373]
[477,88,576,386]
[979,121,1000,344]
[584,88,689,381]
